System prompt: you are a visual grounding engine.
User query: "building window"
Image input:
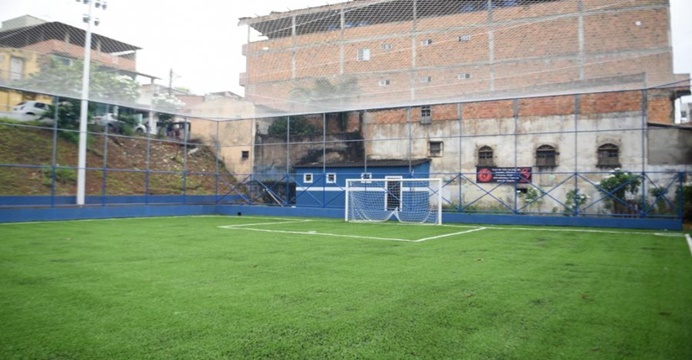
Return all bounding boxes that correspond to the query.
[361,172,372,179]
[597,144,620,167]
[420,105,432,124]
[241,150,249,160]
[357,48,371,61]
[458,35,472,42]
[536,145,557,167]
[53,55,74,66]
[326,173,337,184]
[478,146,494,166]
[303,173,313,184]
[381,43,392,50]
[9,56,24,81]
[429,141,443,157]
[457,73,472,80]
[419,76,432,83]
[421,39,433,46]
[378,79,390,87]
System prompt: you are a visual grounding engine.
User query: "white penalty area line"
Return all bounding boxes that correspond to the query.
[414,227,487,243]
[218,218,312,228]
[686,234,692,256]
[220,221,488,243]
[220,226,412,242]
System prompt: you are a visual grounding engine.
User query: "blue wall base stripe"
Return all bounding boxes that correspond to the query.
[0,204,682,231]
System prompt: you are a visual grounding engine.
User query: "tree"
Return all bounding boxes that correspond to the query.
[290,76,359,108]
[289,76,359,131]
[267,116,317,137]
[13,57,139,103]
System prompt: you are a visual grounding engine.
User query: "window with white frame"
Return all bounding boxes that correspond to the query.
[421,39,433,46]
[326,173,337,184]
[378,79,390,86]
[419,76,432,83]
[458,73,472,80]
[303,173,313,184]
[357,48,371,61]
[429,141,443,157]
[381,43,392,50]
[458,35,472,42]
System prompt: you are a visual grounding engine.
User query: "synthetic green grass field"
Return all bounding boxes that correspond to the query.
[1,216,691,359]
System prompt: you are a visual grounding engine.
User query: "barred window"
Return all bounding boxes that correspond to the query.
[420,105,432,124]
[536,145,557,167]
[478,146,494,166]
[597,144,620,167]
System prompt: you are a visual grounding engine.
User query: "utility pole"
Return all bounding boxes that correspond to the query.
[168,68,173,95]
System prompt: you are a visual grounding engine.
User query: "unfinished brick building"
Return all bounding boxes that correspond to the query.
[239,0,685,114]
[239,0,690,214]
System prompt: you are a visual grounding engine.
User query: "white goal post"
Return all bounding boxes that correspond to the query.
[345,178,442,225]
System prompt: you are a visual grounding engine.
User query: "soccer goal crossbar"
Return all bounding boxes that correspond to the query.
[345,178,442,225]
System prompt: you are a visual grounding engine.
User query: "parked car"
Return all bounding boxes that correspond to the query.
[92,113,147,134]
[12,101,50,116]
[91,113,120,132]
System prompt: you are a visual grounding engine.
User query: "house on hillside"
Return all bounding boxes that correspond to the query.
[0,15,156,112]
[185,91,257,176]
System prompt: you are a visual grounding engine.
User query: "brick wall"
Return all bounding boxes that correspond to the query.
[365,90,677,124]
[243,0,680,117]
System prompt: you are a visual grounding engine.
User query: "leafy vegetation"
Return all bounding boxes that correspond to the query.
[598,169,642,215]
[563,188,588,215]
[678,183,692,221]
[13,57,139,102]
[0,120,226,195]
[267,115,318,136]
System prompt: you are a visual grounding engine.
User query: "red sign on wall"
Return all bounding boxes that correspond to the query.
[476,167,532,184]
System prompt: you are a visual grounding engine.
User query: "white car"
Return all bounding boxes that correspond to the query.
[12,101,50,116]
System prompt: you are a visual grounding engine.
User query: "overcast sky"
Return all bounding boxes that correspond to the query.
[1,0,690,95]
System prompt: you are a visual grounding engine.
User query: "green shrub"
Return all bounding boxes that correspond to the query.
[563,189,588,216]
[677,184,692,221]
[268,116,317,136]
[598,169,641,214]
[41,165,77,185]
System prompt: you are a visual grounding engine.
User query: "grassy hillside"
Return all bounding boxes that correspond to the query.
[0,119,230,196]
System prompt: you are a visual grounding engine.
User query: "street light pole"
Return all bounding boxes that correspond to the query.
[76,0,106,205]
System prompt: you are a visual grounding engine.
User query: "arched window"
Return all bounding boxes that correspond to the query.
[597,143,620,167]
[478,146,494,166]
[536,145,557,167]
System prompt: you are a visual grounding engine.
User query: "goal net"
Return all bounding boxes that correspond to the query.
[345,178,442,225]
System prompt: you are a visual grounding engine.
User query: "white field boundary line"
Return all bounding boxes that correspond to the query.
[0,215,308,227]
[440,224,685,238]
[686,234,692,256]
[414,227,487,243]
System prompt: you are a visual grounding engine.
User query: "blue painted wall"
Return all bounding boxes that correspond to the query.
[294,162,431,208]
[0,203,681,230]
